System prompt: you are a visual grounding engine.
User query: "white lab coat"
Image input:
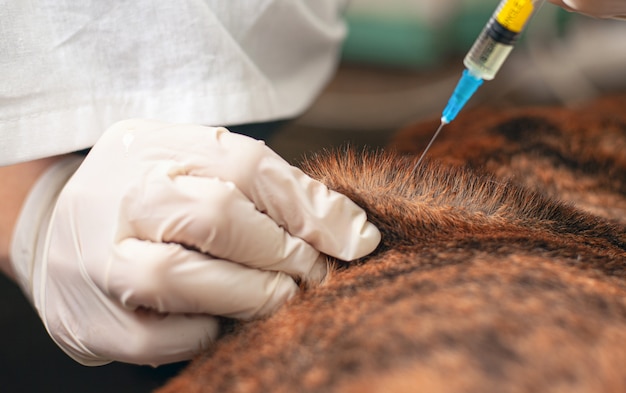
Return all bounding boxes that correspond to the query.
[0,0,348,165]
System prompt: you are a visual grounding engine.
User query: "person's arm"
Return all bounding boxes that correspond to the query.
[547,0,626,18]
[0,155,65,279]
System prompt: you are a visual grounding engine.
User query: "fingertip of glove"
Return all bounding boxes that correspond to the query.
[342,220,382,261]
[301,255,329,287]
[252,273,299,318]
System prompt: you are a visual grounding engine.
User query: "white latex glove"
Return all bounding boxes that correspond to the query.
[10,119,380,367]
[548,0,626,18]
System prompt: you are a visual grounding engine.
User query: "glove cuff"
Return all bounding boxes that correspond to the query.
[10,155,83,301]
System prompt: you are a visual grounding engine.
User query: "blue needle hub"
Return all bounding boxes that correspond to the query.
[441,69,484,123]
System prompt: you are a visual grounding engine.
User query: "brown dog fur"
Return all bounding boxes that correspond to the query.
[156,95,626,393]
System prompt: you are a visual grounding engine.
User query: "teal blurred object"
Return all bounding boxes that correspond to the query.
[340,3,572,69]
[341,5,494,68]
[447,3,496,52]
[340,13,444,68]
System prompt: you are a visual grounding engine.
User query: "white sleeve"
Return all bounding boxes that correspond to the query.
[0,0,348,165]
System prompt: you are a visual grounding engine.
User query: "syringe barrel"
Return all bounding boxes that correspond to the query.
[464,0,545,80]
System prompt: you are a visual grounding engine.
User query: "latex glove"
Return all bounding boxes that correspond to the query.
[10,119,381,367]
[548,0,626,18]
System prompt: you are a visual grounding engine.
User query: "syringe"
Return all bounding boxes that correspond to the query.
[415,0,546,167]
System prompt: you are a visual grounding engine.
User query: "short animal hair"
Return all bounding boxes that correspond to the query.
[157,95,626,393]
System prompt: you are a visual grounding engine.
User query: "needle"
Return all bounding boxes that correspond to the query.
[412,120,447,174]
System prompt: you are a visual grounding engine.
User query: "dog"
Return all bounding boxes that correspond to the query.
[156,95,626,393]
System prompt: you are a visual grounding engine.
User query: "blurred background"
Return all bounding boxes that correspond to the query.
[271,0,626,162]
[2,1,626,392]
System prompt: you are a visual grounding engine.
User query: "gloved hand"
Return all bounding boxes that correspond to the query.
[10,119,381,367]
[548,0,626,19]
